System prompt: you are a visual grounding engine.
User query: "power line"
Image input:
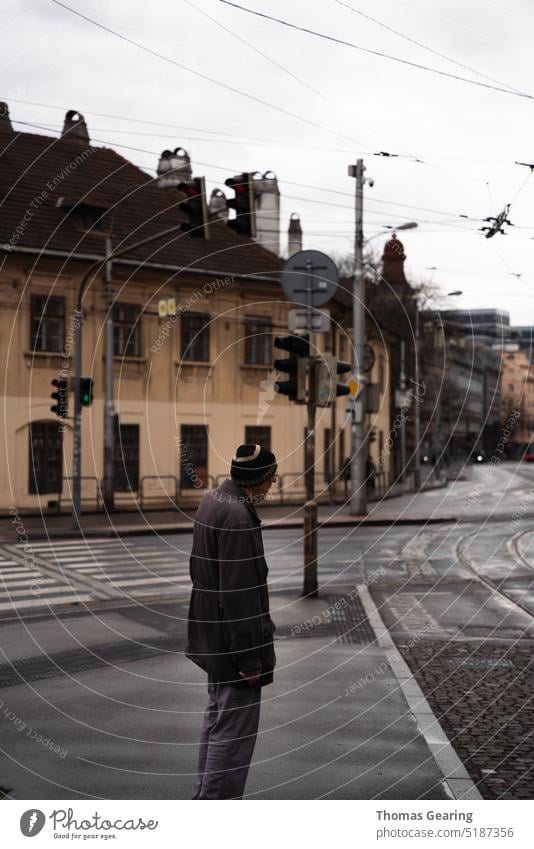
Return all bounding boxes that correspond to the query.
[49,0,375,150]
[9,118,489,224]
[332,0,529,98]
[4,96,527,168]
[218,0,534,101]
[183,0,342,110]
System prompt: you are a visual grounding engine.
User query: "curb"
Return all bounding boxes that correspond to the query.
[358,586,484,801]
[5,511,532,542]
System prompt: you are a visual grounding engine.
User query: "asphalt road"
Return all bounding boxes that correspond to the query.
[0,462,533,799]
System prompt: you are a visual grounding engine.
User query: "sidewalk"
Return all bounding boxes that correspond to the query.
[0,586,480,800]
[1,475,531,542]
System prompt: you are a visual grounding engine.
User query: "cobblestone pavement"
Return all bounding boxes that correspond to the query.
[400,639,534,799]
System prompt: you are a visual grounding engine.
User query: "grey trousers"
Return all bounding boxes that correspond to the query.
[192,674,262,799]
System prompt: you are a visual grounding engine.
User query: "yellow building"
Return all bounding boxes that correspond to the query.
[0,104,390,513]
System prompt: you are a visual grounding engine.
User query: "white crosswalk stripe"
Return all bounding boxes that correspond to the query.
[2,538,192,607]
[0,549,92,612]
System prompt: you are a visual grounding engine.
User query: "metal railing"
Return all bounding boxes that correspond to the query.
[57,476,102,512]
[139,475,178,509]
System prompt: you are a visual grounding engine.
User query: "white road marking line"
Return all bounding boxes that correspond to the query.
[0,594,93,611]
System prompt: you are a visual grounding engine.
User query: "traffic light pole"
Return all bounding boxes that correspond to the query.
[349,159,368,516]
[102,235,115,512]
[71,221,187,528]
[303,397,318,598]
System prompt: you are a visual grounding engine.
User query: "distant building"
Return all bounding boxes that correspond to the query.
[500,349,534,454]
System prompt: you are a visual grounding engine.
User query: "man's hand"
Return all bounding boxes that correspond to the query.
[239,666,261,686]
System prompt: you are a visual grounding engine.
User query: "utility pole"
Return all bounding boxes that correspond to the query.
[400,339,407,484]
[413,304,421,488]
[103,235,115,511]
[348,159,370,515]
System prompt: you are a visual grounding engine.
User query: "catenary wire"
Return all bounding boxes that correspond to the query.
[217,0,534,101]
[49,0,375,151]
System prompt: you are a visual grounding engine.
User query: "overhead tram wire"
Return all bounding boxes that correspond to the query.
[182,0,425,165]
[49,0,376,152]
[10,118,492,227]
[182,0,342,110]
[5,96,532,168]
[217,0,534,101]
[332,0,530,98]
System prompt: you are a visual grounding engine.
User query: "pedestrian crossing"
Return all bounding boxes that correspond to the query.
[0,528,375,614]
[0,548,93,613]
[0,537,193,613]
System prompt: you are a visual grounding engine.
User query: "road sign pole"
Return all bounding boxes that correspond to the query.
[280,250,340,599]
[303,399,318,598]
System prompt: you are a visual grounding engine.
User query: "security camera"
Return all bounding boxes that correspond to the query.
[368,178,375,188]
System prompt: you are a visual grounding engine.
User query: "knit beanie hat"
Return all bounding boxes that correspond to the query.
[230,444,278,487]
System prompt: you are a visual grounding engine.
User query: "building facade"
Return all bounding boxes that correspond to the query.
[0,103,391,513]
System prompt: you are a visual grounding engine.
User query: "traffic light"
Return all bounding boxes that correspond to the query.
[50,378,68,418]
[177,176,210,238]
[312,355,351,407]
[224,173,256,237]
[79,377,94,407]
[336,359,352,397]
[274,333,310,403]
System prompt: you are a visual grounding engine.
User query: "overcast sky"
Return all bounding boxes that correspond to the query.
[3,0,534,324]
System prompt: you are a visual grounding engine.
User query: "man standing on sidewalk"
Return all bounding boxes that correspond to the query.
[186,443,278,799]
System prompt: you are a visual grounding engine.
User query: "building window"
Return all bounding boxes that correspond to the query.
[29,422,63,494]
[113,303,141,357]
[180,424,208,489]
[244,316,272,365]
[31,295,65,353]
[114,424,139,492]
[245,425,271,452]
[509,383,515,392]
[181,312,210,361]
[339,332,347,361]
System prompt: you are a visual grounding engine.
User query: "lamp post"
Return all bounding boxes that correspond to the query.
[428,290,463,474]
[347,156,418,517]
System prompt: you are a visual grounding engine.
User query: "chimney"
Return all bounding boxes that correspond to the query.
[157,147,192,187]
[209,188,228,222]
[381,234,408,287]
[61,110,90,143]
[0,102,13,134]
[252,171,280,255]
[287,213,302,257]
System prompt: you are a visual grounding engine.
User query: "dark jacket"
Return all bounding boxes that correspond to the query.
[185,478,276,687]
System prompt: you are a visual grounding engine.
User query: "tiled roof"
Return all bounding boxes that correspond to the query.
[0,125,282,280]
